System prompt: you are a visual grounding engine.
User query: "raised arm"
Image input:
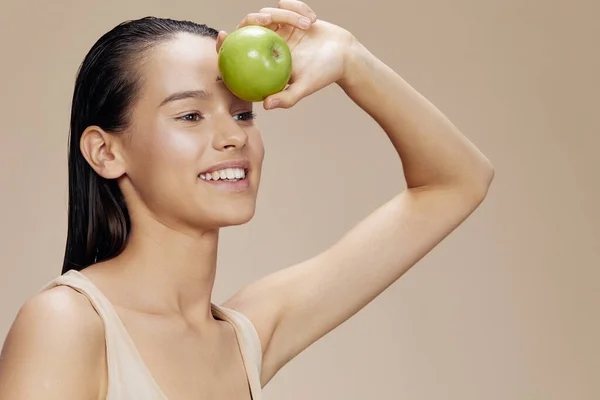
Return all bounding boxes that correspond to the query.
[0,287,106,400]
[220,1,494,386]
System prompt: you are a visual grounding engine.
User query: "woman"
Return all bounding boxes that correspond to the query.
[0,1,494,399]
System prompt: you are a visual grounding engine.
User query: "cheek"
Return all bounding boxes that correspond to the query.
[248,130,265,163]
[127,124,207,184]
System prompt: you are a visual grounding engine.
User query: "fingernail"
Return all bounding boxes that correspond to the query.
[269,99,280,109]
[309,11,317,22]
[299,17,311,29]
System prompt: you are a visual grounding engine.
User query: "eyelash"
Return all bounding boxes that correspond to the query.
[177,111,257,123]
[233,111,257,122]
[178,112,203,122]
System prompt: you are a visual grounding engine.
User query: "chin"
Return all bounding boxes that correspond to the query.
[219,208,256,227]
[198,202,257,229]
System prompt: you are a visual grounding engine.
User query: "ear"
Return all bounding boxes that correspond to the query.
[79,126,126,180]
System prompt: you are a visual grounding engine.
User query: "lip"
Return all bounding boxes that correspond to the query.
[200,176,250,192]
[199,158,250,175]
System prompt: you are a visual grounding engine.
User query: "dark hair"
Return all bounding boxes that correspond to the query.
[62,17,219,274]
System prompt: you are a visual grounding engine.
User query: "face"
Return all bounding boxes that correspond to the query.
[116,33,265,232]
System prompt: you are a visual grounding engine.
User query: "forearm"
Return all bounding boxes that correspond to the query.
[338,39,494,191]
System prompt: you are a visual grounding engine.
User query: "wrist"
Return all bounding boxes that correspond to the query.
[337,37,373,91]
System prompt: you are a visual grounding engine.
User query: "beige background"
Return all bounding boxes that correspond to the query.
[1,0,598,399]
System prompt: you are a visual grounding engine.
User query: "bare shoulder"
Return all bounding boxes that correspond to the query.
[14,286,103,331]
[0,286,106,399]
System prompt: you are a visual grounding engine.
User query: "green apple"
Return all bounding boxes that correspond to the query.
[218,25,292,102]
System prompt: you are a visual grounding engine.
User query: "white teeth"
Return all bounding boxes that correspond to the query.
[200,167,247,181]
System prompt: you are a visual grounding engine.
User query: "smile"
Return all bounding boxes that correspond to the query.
[199,167,247,181]
[198,167,250,191]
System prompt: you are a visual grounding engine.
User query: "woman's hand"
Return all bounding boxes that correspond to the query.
[216,0,357,110]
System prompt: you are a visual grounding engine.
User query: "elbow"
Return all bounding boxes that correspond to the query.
[418,159,495,203]
[481,159,495,188]
[448,160,495,205]
[469,161,495,203]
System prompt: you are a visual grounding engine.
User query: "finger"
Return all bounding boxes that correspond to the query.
[264,81,310,109]
[236,12,273,30]
[257,7,313,30]
[275,24,295,42]
[277,0,317,23]
[266,23,294,41]
[216,30,228,52]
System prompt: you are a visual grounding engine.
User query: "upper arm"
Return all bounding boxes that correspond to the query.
[0,286,107,400]
[224,184,491,385]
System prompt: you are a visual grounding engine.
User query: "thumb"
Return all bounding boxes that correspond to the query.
[264,82,309,110]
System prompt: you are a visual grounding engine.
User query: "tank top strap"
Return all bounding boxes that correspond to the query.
[40,270,168,399]
[212,304,264,399]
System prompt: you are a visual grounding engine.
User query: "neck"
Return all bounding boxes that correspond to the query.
[99,216,221,321]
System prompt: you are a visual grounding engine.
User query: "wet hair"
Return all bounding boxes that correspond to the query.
[62,17,219,274]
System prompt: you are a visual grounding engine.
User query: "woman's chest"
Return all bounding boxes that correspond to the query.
[115,312,253,400]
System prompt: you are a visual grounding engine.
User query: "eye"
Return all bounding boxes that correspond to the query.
[233,111,257,122]
[177,112,203,122]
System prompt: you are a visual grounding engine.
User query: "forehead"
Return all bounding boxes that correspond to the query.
[140,33,220,100]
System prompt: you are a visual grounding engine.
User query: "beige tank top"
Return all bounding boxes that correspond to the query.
[40,270,263,400]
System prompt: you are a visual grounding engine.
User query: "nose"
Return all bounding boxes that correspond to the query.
[212,115,249,150]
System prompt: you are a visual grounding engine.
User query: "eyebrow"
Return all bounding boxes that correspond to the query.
[159,76,224,107]
[159,90,211,107]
